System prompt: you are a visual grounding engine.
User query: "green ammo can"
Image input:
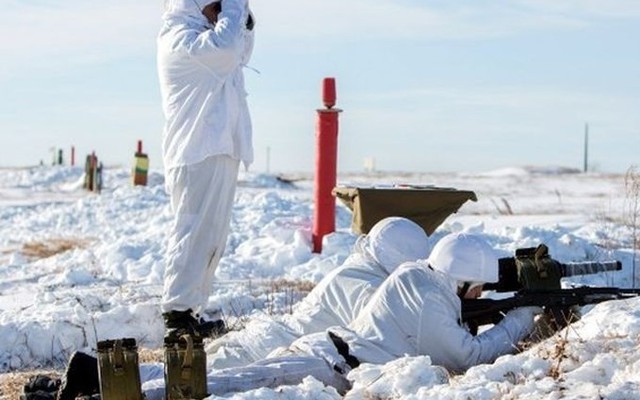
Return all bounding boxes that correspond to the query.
[97,338,144,400]
[164,334,208,400]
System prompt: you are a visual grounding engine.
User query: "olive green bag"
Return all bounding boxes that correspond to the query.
[97,338,144,400]
[515,244,562,290]
[164,334,208,400]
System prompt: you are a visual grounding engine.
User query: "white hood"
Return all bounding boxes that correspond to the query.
[162,0,213,25]
[427,233,499,285]
[362,217,430,274]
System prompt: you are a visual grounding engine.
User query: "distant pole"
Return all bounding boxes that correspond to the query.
[266,146,271,174]
[312,77,342,253]
[71,146,75,167]
[583,123,589,173]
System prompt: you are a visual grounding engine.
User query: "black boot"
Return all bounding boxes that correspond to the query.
[163,309,227,343]
[196,316,227,339]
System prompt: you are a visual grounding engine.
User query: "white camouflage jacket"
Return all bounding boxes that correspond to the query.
[331,261,534,373]
[158,0,255,170]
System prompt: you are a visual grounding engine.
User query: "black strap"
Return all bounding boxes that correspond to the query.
[328,331,360,369]
[459,282,471,298]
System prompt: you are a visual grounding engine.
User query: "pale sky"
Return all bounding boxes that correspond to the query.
[1,0,639,173]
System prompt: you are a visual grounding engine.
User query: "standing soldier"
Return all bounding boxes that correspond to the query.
[157,0,256,341]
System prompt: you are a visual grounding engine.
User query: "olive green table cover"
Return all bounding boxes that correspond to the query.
[333,186,477,235]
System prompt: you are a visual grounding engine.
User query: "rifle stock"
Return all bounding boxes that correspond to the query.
[462,287,640,333]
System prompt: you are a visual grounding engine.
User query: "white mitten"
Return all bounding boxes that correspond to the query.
[498,306,543,343]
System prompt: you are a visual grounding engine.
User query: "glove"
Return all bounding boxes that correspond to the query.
[498,306,543,344]
[504,306,543,327]
[507,306,543,319]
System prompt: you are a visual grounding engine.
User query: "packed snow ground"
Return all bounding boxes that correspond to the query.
[0,165,639,399]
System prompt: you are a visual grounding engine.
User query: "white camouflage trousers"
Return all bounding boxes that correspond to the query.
[161,154,240,314]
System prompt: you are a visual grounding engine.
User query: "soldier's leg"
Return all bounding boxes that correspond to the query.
[162,155,239,339]
[207,355,351,396]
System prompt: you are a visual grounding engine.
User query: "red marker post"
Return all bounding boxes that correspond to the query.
[312,77,342,253]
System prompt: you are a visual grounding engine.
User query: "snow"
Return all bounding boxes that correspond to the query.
[1,165,639,399]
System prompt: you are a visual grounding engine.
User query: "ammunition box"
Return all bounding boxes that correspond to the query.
[164,334,208,399]
[97,338,144,400]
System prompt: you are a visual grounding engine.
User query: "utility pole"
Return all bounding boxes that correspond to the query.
[266,146,271,174]
[583,123,589,173]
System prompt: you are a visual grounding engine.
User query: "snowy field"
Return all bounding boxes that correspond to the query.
[1,165,639,399]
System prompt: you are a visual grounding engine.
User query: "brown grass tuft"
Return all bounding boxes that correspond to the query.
[269,278,316,294]
[21,238,92,260]
[138,347,164,364]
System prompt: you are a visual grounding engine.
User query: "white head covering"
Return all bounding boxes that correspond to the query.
[163,0,213,24]
[165,0,202,13]
[427,233,499,286]
[362,217,430,274]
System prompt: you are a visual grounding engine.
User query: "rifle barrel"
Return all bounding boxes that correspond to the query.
[560,260,621,277]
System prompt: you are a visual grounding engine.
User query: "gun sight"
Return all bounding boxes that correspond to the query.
[484,256,621,293]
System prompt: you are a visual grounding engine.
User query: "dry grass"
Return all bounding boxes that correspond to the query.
[0,369,61,400]
[490,197,514,215]
[224,278,317,330]
[269,278,316,294]
[625,166,640,281]
[138,347,164,364]
[530,311,583,381]
[267,278,316,315]
[21,237,91,260]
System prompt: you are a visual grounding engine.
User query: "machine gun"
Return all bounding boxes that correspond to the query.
[464,244,625,334]
[462,287,640,332]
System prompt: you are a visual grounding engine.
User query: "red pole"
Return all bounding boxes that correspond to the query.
[71,146,75,166]
[313,77,342,253]
[137,140,143,154]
